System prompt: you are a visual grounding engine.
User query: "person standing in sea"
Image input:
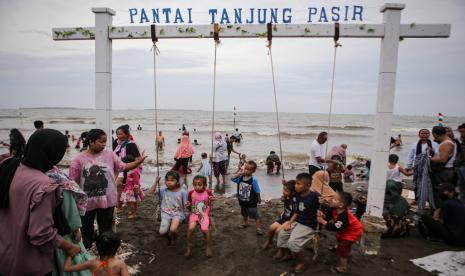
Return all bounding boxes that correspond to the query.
[308,132,331,178]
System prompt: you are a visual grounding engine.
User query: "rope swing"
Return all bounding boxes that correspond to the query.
[151,24,162,221]
[266,23,285,180]
[313,22,342,261]
[210,23,220,187]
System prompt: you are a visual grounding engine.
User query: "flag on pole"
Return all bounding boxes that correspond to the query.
[233,106,237,116]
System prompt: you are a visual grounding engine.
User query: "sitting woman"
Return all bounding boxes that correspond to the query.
[419,183,465,247]
[382,180,410,238]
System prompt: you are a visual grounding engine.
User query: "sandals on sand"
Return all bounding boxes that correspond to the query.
[330,266,347,274]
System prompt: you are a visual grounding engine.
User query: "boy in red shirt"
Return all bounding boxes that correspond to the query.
[317,191,362,273]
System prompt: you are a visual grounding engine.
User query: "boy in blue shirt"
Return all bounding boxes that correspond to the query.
[276,173,320,273]
[231,160,264,235]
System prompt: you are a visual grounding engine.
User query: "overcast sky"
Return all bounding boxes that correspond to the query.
[0,0,464,116]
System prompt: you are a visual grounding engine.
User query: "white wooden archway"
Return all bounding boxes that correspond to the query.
[52,3,450,254]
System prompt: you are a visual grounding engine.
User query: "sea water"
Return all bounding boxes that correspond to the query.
[0,108,463,173]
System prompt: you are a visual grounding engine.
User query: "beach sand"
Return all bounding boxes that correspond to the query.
[113,169,459,276]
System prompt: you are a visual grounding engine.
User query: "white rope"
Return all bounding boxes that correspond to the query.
[267,45,285,180]
[152,43,160,177]
[210,40,220,187]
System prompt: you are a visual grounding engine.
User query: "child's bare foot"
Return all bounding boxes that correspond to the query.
[294,263,306,273]
[238,224,248,229]
[116,208,123,214]
[256,228,264,235]
[262,240,272,250]
[205,246,212,257]
[128,213,137,219]
[184,247,191,257]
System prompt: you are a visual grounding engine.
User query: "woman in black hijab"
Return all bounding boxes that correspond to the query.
[0,129,81,276]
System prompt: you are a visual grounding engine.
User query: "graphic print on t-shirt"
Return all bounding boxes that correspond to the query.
[238,181,252,202]
[82,164,108,198]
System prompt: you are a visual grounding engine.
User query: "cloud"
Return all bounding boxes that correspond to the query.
[0,0,464,116]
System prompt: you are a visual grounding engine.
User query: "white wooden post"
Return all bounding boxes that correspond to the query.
[361,3,405,255]
[92,7,115,147]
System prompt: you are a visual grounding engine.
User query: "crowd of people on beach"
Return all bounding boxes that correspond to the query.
[1,119,464,275]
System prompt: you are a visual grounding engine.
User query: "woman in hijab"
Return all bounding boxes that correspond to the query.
[310,170,337,204]
[382,180,410,238]
[0,129,81,276]
[213,132,229,190]
[0,128,26,162]
[47,166,92,276]
[173,134,194,185]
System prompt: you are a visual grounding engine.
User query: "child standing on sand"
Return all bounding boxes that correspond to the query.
[64,232,130,276]
[185,175,214,257]
[231,160,264,235]
[197,153,212,187]
[317,192,362,273]
[276,173,320,273]
[263,180,295,249]
[121,155,144,219]
[148,170,187,245]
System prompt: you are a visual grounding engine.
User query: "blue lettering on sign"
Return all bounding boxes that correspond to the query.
[129,8,137,24]
[307,7,317,23]
[234,8,242,24]
[152,9,160,23]
[174,8,184,23]
[331,7,340,21]
[257,9,267,24]
[220,8,231,24]
[127,6,364,24]
[209,9,218,24]
[283,8,292,23]
[140,8,149,23]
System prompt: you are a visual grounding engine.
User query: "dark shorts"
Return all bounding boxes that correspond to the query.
[329,181,344,192]
[173,157,189,174]
[336,239,355,258]
[241,206,260,220]
[213,160,227,177]
[276,217,290,225]
[308,165,321,178]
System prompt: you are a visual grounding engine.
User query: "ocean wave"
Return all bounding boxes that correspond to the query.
[249,131,369,138]
[49,120,95,124]
[0,115,20,119]
[305,125,373,130]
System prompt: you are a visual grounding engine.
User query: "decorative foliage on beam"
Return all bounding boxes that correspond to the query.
[52,23,450,41]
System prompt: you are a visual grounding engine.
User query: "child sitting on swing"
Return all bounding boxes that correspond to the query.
[185,175,214,257]
[148,170,188,245]
[263,180,295,249]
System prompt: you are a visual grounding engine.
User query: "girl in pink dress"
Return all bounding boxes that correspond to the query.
[121,155,145,219]
[185,175,214,257]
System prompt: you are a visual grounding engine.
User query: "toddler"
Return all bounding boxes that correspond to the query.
[64,231,129,276]
[148,170,187,245]
[185,175,214,257]
[317,192,362,273]
[231,160,263,235]
[197,152,212,187]
[121,155,144,219]
[343,165,355,183]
